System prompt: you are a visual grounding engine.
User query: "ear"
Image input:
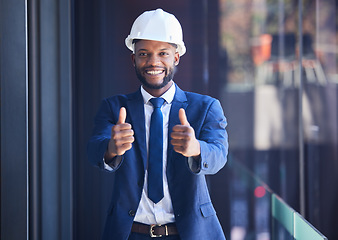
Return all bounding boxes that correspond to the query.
[174,52,180,66]
[131,54,135,66]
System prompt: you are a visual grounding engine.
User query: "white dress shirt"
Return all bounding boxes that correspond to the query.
[134,83,176,225]
[104,83,176,225]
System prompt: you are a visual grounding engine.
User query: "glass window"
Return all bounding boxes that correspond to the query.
[218,0,337,239]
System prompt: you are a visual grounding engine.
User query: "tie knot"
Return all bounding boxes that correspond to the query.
[150,98,165,108]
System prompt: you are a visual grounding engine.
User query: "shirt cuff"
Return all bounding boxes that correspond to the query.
[188,156,201,173]
[103,155,123,170]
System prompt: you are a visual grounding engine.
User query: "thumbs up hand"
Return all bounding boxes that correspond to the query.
[105,107,134,160]
[171,108,201,157]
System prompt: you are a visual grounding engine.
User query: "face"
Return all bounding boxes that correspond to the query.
[131,40,180,97]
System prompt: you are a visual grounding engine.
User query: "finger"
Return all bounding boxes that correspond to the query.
[117,107,127,124]
[173,145,184,154]
[115,136,135,147]
[121,143,133,152]
[112,128,134,140]
[121,135,135,144]
[115,143,133,156]
[171,138,185,146]
[172,125,190,134]
[171,131,187,140]
[113,123,130,129]
[113,137,134,155]
[179,108,190,126]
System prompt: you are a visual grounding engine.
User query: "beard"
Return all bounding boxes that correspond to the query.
[135,64,177,90]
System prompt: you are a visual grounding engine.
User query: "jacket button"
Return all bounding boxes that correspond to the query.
[203,162,208,168]
[128,210,135,217]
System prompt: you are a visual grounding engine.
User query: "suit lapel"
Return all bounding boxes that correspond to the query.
[167,85,188,160]
[127,89,147,171]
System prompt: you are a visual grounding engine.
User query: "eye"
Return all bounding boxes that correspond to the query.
[160,52,169,56]
[138,52,147,57]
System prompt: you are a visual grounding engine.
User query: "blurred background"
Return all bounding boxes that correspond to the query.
[1,0,337,239]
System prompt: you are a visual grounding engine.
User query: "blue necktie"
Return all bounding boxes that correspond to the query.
[148,97,165,203]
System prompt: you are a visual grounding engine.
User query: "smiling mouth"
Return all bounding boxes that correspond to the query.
[145,69,165,75]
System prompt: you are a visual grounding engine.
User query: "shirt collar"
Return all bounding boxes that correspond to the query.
[141,82,176,105]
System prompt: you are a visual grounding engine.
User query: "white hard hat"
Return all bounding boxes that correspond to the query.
[125,8,186,56]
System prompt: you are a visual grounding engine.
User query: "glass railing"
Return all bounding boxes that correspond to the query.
[228,156,328,240]
[272,194,328,240]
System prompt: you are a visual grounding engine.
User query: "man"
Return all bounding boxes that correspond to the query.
[87,8,228,240]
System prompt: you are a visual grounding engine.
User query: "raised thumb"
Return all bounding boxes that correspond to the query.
[179,108,190,126]
[117,107,127,124]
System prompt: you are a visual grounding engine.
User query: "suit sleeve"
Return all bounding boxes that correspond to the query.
[87,99,118,170]
[195,99,228,175]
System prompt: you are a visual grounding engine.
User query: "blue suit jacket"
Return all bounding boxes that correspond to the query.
[87,84,228,240]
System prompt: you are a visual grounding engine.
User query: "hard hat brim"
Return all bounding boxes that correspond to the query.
[125,36,186,56]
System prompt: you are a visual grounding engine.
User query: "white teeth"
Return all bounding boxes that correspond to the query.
[146,70,164,75]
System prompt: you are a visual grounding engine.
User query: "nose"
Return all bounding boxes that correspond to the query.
[147,54,161,66]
